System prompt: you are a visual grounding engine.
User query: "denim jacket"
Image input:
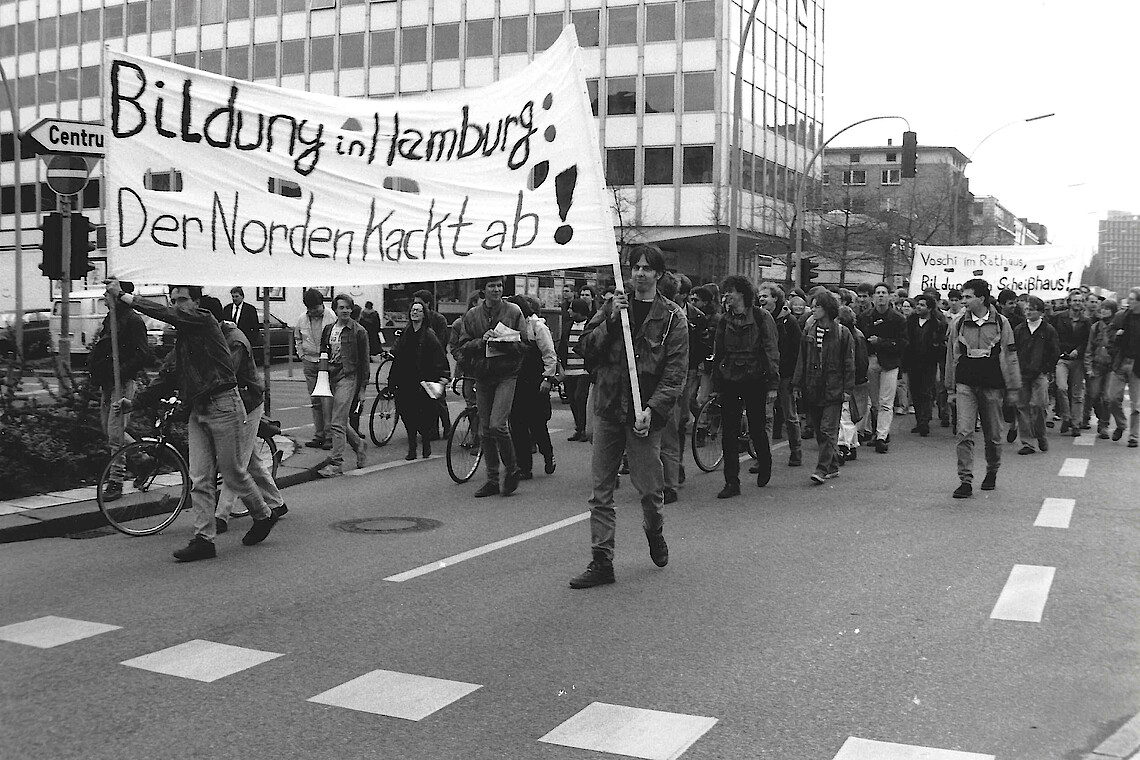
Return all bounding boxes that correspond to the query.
[321,320,370,394]
[575,294,688,428]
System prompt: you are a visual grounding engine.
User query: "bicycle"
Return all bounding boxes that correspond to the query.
[97,397,280,536]
[446,376,482,483]
[373,344,396,392]
[690,394,756,472]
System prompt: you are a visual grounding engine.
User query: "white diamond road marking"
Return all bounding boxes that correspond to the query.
[308,669,481,721]
[1058,458,1089,477]
[990,565,1056,623]
[832,736,994,760]
[0,616,121,648]
[121,639,283,682]
[1034,498,1075,529]
[539,701,718,760]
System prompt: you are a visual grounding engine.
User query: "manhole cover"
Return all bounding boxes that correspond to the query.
[332,517,442,534]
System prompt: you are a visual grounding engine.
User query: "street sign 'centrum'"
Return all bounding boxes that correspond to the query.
[45,154,92,196]
[26,119,105,156]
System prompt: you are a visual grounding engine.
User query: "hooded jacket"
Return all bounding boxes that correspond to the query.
[944,305,1022,392]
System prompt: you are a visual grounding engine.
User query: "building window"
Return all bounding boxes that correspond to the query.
[501,16,528,55]
[586,79,599,117]
[535,13,563,51]
[281,39,305,74]
[175,2,198,27]
[402,27,427,63]
[82,9,102,41]
[39,16,57,48]
[571,10,600,47]
[682,72,714,112]
[310,36,335,71]
[227,46,250,79]
[467,19,493,57]
[283,0,306,11]
[842,170,866,186]
[104,6,124,37]
[370,29,394,65]
[607,77,636,116]
[38,72,56,104]
[253,43,277,79]
[434,23,460,60]
[228,0,250,21]
[254,0,279,17]
[200,49,223,74]
[311,0,336,9]
[644,147,674,185]
[606,148,635,186]
[848,153,860,163]
[881,169,900,186]
[682,145,714,184]
[341,32,364,68]
[645,3,676,43]
[643,74,674,114]
[608,6,637,45]
[201,0,224,24]
[60,13,79,46]
[886,152,897,163]
[80,66,100,98]
[59,69,79,101]
[683,0,715,40]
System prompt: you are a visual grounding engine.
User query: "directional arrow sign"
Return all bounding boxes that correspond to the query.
[26,119,105,156]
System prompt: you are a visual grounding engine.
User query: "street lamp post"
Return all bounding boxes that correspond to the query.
[728,0,763,280]
[791,115,910,289]
[0,64,23,362]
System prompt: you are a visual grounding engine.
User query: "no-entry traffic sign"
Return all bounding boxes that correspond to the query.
[26,118,105,156]
[45,154,91,196]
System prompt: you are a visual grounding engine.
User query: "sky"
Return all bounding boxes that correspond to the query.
[822,0,1138,264]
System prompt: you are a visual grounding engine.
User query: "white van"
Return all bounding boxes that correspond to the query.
[51,286,171,359]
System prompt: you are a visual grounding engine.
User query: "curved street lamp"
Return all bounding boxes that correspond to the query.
[0,63,23,362]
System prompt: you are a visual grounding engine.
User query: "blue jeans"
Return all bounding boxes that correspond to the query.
[955,384,1004,484]
[806,402,841,477]
[327,370,363,472]
[100,380,137,483]
[1055,358,1085,425]
[589,416,664,562]
[1017,375,1049,451]
[216,403,283,520]
[187,388,270,541]
[475,376,518,484]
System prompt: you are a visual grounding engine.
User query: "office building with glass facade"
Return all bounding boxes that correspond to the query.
[1,0,824,311]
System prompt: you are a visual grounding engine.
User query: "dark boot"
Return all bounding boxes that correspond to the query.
[405,436,417,461]
[422,438,431,458]
[569,551,615,589]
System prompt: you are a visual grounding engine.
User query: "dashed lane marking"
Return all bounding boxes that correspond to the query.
[990,564,1056,623]
[120,639,283,682]
[1034,498,1075,529]
[1059,458,1089,477]
[832,736,993,759]
[308,669,482,721]
[384,512,590,582]
[0,616,121,648]
[1072,435,1095,446]
[538,701,718,760]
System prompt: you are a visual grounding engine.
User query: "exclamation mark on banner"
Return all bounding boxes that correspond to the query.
[554,165,577,245]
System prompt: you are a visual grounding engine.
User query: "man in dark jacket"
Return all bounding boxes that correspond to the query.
[1051,289,1091,436]
[222,286,262,347]
[91,281,152,502]
[902,294,946,436]
[758,282,801,466]
[856,282,908,453]
[454,275,527,497]
[711,275,780,498]
[1013,296,1060,455]
[106,280,278,561]
[568,245,687,589]
[1107,287,1140,447]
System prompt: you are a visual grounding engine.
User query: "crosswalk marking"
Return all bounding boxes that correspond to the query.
[538,701,718,760]
[990,565,1056,623]
[120,639,283,682]
[1034,498,1075,529]
[1058,458,1089,477]
[0,616,121,648]
[1072,434,1095,446]
[308,669,481,721]
[832,736,994,759]
[384,512,590,582]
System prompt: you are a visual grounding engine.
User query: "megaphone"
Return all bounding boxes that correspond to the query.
[311,351,334,398]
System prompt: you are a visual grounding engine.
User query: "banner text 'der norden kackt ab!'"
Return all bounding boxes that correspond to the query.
[102,27,618,286]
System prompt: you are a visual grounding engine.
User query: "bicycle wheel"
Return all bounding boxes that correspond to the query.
[98,440,189,536]
[446,408,483,484]
[691,398,725,472]
[228,435,278,519]
[373,355,393,393]
[369,388,399,446]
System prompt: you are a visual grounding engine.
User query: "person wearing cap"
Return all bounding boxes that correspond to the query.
[294,288,337,450]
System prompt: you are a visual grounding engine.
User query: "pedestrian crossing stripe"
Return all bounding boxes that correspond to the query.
[833,737,993,759]
[0,615,121,648]
[307,669,482,721]
[538,702,718,760]
[1034,498,1075,529]
[1058,458,1089,477]
[990,565,1056,623]
[120,639,283,682]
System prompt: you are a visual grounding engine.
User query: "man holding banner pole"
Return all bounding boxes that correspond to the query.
[569,245,687,589]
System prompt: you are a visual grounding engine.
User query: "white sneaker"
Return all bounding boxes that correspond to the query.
[317,465,343,479]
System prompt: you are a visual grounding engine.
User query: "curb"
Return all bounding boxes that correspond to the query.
[0,465,321,544]
[1081,712,1140,760]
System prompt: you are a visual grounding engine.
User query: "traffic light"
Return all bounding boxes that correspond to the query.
[799,256,820,286]
[69,212,96,279]
[38,213,64,280]
[901,131,918,178]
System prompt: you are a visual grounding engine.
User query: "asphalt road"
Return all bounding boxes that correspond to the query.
[1,389,1137,760]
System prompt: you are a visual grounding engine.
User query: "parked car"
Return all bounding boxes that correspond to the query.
[0,309,52,360]
[158,313,293,362]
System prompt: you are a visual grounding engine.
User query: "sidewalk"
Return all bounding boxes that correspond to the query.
[0,435,329,544]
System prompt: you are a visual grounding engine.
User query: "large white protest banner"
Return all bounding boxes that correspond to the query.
[103,28,616,285]
[908,244,1082,300]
